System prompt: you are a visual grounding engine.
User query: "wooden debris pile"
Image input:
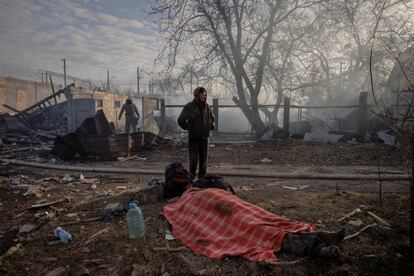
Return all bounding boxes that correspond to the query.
[51,109,165,160]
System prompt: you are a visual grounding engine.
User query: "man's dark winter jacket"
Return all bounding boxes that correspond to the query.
[178,99,214,138]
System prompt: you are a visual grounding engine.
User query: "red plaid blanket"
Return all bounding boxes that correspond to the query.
[162,188,315,261]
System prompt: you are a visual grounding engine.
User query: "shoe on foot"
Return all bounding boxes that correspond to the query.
[315,228,345,246]
[318,245,340,259]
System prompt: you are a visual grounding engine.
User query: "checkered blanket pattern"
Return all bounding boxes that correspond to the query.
[162,188,315,261]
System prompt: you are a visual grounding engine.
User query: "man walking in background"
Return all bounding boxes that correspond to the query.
[178,87,214,179]
[118,97,140,134]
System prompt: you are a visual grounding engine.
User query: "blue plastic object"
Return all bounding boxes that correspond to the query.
[53,227,72,244]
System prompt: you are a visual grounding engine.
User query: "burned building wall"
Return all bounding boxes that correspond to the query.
[0,76,61,113]
[68,87,127,132]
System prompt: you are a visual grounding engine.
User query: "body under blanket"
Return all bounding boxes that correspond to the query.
[162,188,315,261]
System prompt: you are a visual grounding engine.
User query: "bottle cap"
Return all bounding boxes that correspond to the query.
[129,200,139,208]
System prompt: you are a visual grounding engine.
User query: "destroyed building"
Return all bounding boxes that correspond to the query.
[0,76,128,134]
[0,76,163,160]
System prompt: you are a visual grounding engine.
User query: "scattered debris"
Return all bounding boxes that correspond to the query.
[282,185,309,190]
[152,246,189,252]
[23,185,43,197]
[9,175,21,185]
[81,226,111,247]
[18,224,37,234]
[60,217,101,227]
[264,257,310,266]
[51,110,165,160]
[68,264,89,276]
[2,243,23,257]
[367,211,391,227]
[44,266,66,276]
[260,158,273,163]
[101,202,125,220]
[348,219,364,227]
[61,174,75,183]
[165,232,175,241]
[131,263,152,276]
[1,146,36,155]
[337,208,362,222]
[118,155,138,162]
[28,198,65,210]
[53,227,73,244]
[343,223,377,241]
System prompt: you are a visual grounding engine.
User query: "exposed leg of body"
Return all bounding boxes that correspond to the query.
[281,232,341,259]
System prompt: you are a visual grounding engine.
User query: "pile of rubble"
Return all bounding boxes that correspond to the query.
[1,109,165,164]
[51,110,165,160]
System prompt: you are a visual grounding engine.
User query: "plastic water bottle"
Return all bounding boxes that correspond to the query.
[127,200,145,239]
[53,227,72,244]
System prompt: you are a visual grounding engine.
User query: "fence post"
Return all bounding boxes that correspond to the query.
[358,92,368,136]
[283,97,290,137]
[213,98,219,134]
[160,98,166,137]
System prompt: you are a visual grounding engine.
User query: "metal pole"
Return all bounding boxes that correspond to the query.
[340,61,343,91]
[141,96,144,133]
[61,58,66,87]
[137,66,140,96]
[213,98,219,134]
[283,97,290,137]
[160,98,166,137]
[107,69,110,91]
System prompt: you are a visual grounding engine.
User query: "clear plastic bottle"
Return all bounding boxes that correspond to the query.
[127,200,145,239]
[53,227,72,244]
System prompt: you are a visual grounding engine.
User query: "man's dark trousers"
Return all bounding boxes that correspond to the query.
[188,137,208,179]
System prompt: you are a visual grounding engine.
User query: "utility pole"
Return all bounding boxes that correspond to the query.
[107,69,110,91]
[340,61,343,91]
[61,58,66,87]
[137,66,140,96]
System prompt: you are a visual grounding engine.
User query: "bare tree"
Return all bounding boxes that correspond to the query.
[150,0,323,137]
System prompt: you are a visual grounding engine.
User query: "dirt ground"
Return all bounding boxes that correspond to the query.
[0,139,413,275]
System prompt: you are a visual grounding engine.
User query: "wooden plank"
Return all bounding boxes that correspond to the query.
[28,199,64,209]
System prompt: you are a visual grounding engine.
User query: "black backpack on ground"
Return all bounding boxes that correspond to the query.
[164,162,193,198]
[194,175,235,194]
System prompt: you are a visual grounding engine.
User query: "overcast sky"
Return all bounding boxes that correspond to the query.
[0,0,159,88]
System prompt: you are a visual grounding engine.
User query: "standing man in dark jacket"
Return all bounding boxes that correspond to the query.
[178,87,214,179]
[118,97,140,134]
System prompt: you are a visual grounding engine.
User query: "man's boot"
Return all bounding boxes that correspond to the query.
[317,245,340,259]
[315,228,345,246]
[298,228,345,246]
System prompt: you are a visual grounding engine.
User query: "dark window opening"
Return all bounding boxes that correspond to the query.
[96,99,103,108]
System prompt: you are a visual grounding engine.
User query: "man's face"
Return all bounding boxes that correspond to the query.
[198,91,207,103]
